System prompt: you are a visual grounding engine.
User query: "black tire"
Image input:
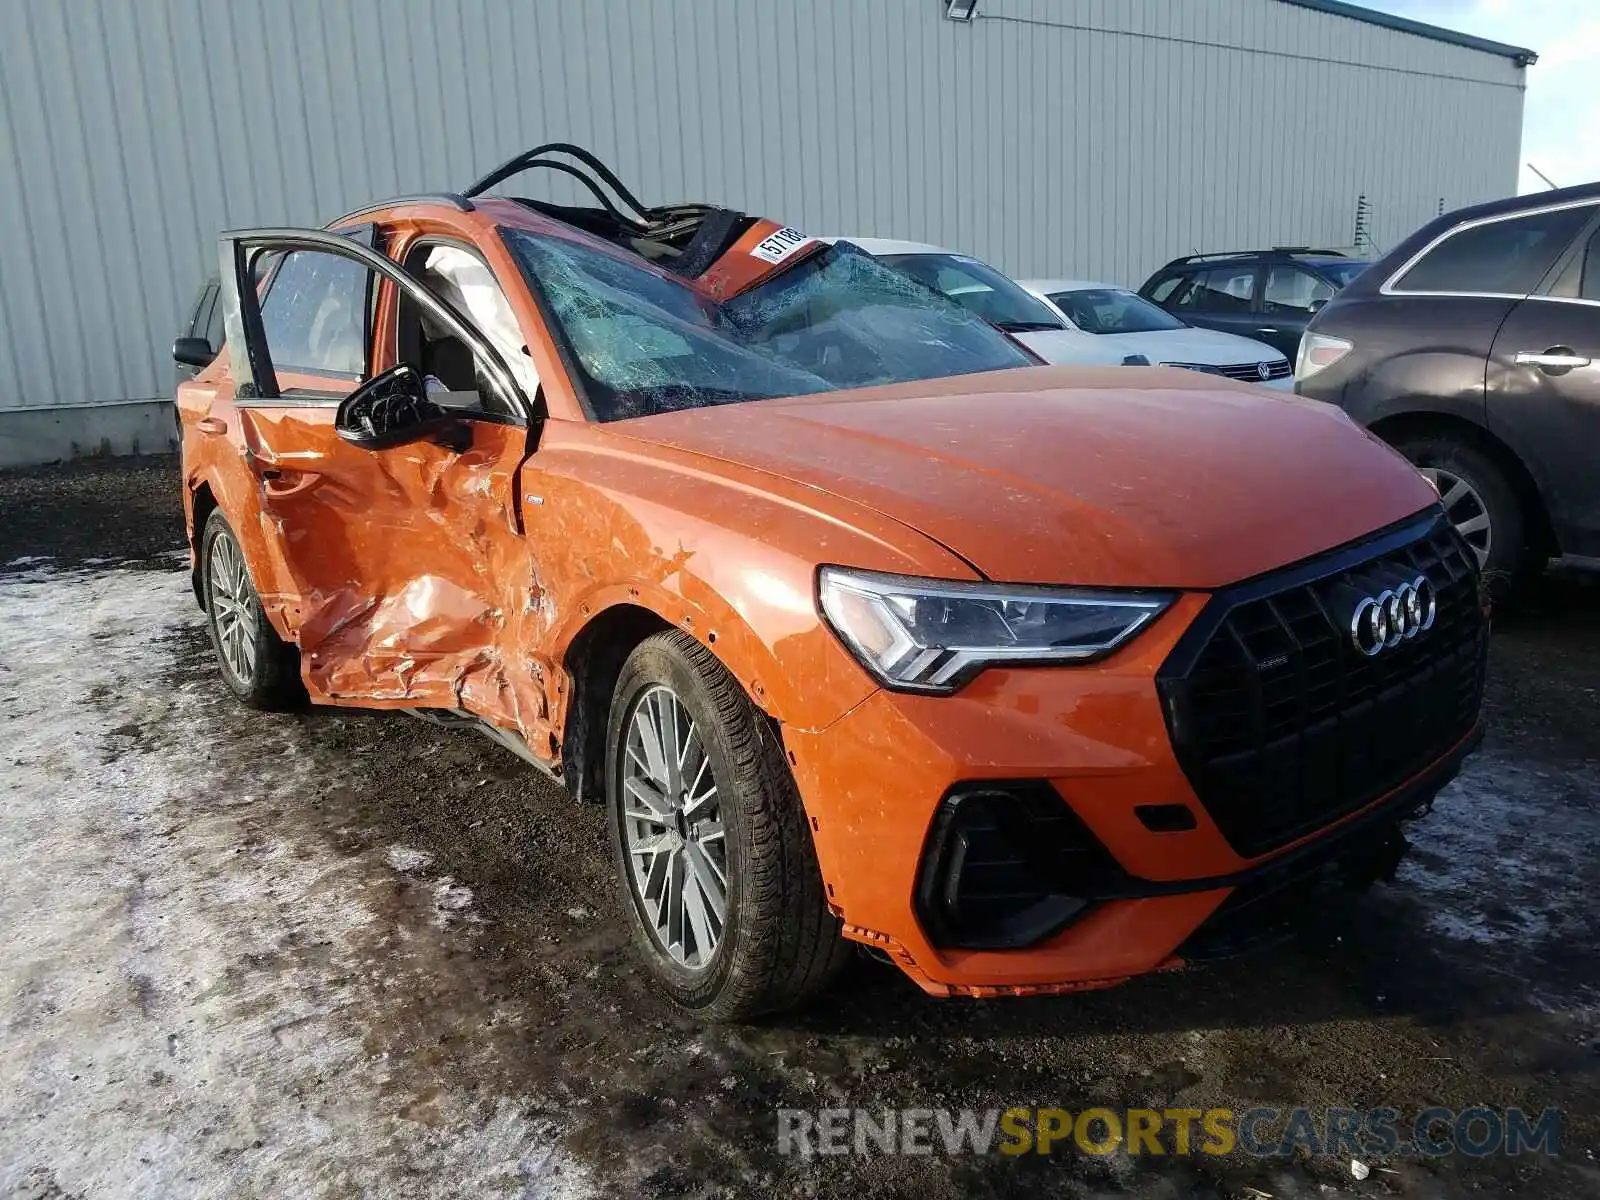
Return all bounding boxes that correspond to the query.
[605,630,849,1020]
[200,509,304,710]
[1392,431,1541,598]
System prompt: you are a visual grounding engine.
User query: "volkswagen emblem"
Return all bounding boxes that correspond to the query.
[1256,361,1272,381]
[1349,575,1437,657]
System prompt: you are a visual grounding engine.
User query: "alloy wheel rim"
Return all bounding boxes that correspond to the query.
[209,532,258,681]
[621,684,727,969]
[1418,467,1492,568]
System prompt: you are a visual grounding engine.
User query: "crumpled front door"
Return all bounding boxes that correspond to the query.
[220,227,555,750]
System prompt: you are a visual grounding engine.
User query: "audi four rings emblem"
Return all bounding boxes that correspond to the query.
[1349,576,1437,656]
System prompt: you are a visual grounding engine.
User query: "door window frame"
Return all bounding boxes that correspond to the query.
[385,233,542,412]
[219,226,534,421]
[1144,273,1187,306]
[246,223,380,391]
[1173,262,1264,315]
[1379,196,1600,301]
[1261,263,1335,316]
[1529,206,1600,310]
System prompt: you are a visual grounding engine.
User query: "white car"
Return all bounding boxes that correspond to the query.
[833,239,1142,368]
[1019,278,1294,390]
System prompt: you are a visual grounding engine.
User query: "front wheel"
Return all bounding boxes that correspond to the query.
[605,631,849,1020]
[1394,432,1541,597]
[200,509,303,709]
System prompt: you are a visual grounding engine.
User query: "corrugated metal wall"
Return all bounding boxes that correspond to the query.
[0,0,1525,414]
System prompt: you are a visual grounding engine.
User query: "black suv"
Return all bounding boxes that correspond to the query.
[1138,249,1370,361]
[1298,183,1600,592]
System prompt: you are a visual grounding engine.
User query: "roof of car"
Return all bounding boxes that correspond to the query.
[1344,179,1600,289]
[1424,178,1600,228]
[1019,279,1125,295]
[1159,250,1364,274]
[828,237,956,257]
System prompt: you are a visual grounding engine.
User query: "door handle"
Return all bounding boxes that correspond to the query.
[259,468,321,499]
[196,416,227,436]
[1515,348,1591,372]
[1256,327,1279,336]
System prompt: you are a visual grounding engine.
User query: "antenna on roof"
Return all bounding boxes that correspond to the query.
[1527,163,1560,191]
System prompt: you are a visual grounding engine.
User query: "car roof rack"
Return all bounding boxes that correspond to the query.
[1160,246,1349,269]
[330,193,475,224]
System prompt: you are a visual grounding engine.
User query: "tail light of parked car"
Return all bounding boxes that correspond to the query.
[1296,332,1353,380]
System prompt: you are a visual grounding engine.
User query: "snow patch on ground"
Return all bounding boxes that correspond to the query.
[431,876,481,925]
[0,565,592,1198]
[386,844,437,874]
[383,846,481,926]
[1398,751,1600,946]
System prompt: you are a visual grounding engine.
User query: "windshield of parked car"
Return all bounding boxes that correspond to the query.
[877,253,1067,333]
[1047,288,1186,334]
[503,231,1035,421]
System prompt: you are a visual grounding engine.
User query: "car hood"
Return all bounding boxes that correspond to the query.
[613,366,1438,589]
[1011,328,1140,366]
[1095,326,1286,366]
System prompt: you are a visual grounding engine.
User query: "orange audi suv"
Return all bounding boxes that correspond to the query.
[176,145,1486,1018]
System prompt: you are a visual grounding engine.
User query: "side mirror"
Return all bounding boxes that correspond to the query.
[173,337,215,368]
[335,364,472,452]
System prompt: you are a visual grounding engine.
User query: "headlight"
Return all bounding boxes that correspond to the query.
[817,567,1174,693]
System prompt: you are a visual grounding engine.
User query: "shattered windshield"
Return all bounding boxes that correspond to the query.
[502,230,1033,422]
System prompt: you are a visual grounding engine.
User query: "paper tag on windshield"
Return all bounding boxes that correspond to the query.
[750,226,812,265]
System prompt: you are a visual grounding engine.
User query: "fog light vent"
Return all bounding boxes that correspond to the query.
[914,782,1125,950]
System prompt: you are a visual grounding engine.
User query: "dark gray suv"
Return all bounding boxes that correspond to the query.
[1138,249,1370,362]
[1297,183,1600,593]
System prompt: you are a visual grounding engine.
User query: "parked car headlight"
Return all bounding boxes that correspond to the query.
[818,567,1174,693]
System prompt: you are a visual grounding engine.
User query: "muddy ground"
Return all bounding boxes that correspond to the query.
[1,455,1597,1199]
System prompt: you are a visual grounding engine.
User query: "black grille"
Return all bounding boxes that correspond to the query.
[1216,359,1292,382]
[1157,513,1486,859]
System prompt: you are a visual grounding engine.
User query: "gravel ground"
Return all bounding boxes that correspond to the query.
[2,455,1598,1199]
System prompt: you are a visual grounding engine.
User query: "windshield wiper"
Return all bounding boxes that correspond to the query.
[994,320,1065,333]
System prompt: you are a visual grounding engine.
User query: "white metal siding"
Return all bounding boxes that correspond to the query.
[0,0,1525,413]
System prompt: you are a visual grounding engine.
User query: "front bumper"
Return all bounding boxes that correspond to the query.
[780,591,1234,995]
[787,681,1476,995]
[782,515,1486,996]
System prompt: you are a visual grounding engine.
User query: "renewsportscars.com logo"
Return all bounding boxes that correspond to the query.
[776,1106,1562,1159]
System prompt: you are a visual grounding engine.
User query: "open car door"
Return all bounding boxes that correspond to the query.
[217,226,556,751]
